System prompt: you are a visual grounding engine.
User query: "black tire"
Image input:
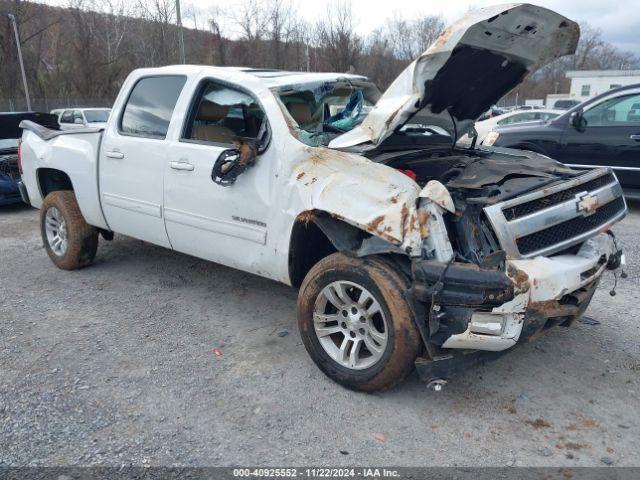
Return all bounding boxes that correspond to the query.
[40,190,98,270]
[297,253,422,392]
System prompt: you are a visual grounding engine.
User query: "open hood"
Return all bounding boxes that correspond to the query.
[329,3,579,149]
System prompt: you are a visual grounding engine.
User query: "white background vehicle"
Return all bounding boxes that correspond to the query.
[458,109,562,145]
[55,108,111,130]
[18,4,626,391]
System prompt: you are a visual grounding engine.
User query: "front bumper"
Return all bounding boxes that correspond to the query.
[413,233,619,381]
[447,233,616,350]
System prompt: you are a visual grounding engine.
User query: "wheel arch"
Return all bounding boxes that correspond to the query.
[288,209,410,288]
[37,168,74,198]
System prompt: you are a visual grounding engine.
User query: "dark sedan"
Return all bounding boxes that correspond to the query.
[484,84,640,197]
[0,112,59,205]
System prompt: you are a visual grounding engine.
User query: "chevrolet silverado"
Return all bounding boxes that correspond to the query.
[18,4,627,391]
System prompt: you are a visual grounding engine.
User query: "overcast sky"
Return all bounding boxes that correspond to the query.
[42,0,639,53]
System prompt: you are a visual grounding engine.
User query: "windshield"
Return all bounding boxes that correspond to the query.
[84,109,110,123]
[275,79,381,147]
[0,138,18,150]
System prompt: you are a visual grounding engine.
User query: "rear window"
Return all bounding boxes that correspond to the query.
[120,76,186,139]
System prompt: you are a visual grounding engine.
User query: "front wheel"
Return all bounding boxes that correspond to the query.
[40,191,98,270]
[297,253,422,392]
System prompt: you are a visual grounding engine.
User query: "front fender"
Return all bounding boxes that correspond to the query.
[291,147,423,255]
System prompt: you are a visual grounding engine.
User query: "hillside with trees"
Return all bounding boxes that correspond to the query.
[1,0,638,111]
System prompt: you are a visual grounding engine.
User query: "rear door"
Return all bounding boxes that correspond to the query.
[99,75,187,247]
[163,75,274,275]
[560,91,640,189]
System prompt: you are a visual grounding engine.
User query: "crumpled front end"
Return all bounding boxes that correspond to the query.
[409,167,626,372]
[435,233,618,352]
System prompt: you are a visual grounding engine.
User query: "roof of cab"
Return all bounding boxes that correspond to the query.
[131,64,368,89]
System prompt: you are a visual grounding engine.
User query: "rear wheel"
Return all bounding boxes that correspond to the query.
[297,253,422,392]
[40,191,98,270]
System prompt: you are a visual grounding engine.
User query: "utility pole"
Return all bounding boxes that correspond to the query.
[175,0,185,64]
[7,14,31,111]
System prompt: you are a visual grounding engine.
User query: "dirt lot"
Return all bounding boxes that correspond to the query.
[1,201,639,467]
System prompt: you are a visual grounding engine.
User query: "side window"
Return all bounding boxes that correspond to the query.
[581,85,591,96]
[120,75,187,139]
[73,110,84,124]
[183,80,268,147]
[517,112,535,122]
[60,110,74,123]
[583,93,640,126]
[498,113,531,126]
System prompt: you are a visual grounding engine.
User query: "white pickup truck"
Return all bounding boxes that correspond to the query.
[18,4,627,391]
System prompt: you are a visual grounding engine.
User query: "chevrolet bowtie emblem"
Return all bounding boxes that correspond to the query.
[577,193,599,216]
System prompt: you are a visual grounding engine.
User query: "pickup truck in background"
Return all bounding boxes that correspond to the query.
[52,108,112,131]
[19,4,627,391]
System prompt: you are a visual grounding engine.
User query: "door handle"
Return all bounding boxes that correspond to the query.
[170,161,194,171]
[105,150,124,159]
[630,135,640,141]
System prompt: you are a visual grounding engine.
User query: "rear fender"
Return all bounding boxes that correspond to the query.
[19,128,107,229]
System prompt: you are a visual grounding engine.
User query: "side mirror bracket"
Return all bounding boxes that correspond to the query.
[211,140,258,187]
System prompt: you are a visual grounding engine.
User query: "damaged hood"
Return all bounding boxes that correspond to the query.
[329,3,579,149]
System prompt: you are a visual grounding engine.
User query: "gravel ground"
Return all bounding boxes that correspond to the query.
[1,201,639,467]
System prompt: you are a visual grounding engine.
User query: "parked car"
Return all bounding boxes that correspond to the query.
[553,99,581,110]
[485,84,640,196]
[56,108,111,130]
[513,105,542,111]
[477,105,505,121]
[18,4,626,392]
[0,112,59,205]
[458,109,562,145]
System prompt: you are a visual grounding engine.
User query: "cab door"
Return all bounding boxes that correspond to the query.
[99,75,187,247]
[560,91,640,189]
[163,77,275,276]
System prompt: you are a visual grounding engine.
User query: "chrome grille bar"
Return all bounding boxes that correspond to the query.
[484,168,627,259]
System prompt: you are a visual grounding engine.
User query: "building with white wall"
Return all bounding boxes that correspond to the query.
[566,70,640,100]
[544,70,640,108]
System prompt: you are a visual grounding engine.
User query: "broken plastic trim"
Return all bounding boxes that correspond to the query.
[211,141,258,186]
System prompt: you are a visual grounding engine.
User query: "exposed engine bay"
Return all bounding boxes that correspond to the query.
[368,145,583,265]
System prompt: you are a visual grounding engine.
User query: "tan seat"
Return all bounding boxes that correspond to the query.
[287,103,312,127]
[192,101,235,143]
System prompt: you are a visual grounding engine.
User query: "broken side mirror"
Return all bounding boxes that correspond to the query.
[570,110,586,131]
[211,140,258,187]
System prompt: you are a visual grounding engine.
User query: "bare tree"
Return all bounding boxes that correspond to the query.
[228,0,269,66]
[382,13,444,61]
[1,0,639,111]
[137,0,177,66]
[208,6,227,66]
[313,1,362,73]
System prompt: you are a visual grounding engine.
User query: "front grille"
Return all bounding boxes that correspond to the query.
[503,172,616,221]
[0,155,19,179]
[483,168,627,259]
[516,197,625,255]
